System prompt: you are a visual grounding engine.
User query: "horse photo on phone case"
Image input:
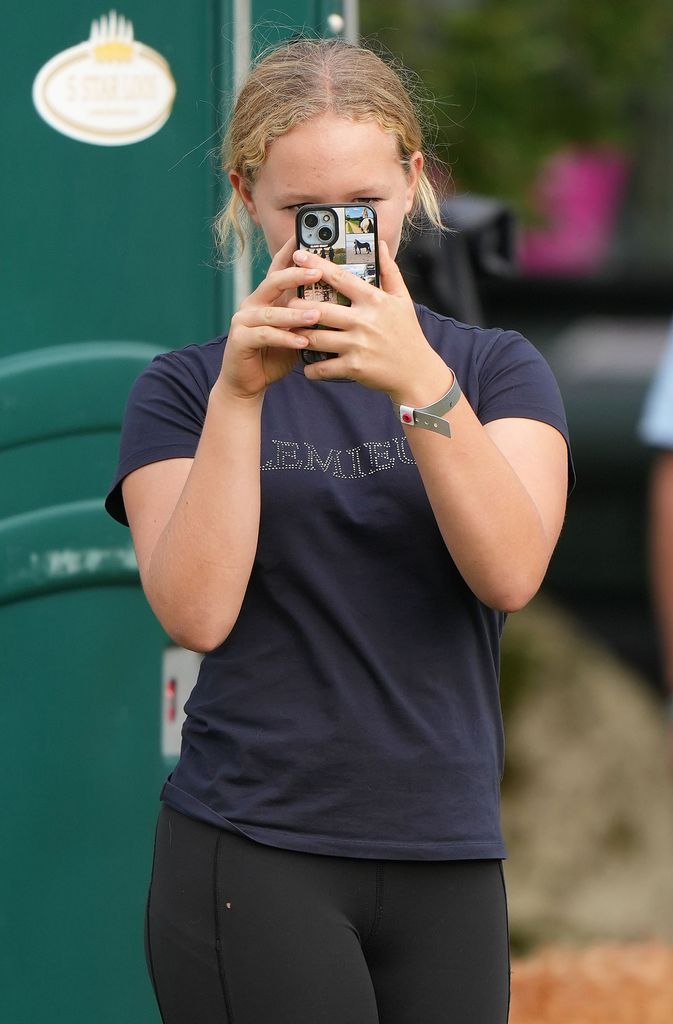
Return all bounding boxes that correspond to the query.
[296,204,380,363]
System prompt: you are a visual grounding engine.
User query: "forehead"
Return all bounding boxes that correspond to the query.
[258,114,404,197]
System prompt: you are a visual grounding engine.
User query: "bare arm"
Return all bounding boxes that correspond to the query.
[295,243,568,610]
[122,387,264,652]
[121,240,322,652]
[402,400,568,611]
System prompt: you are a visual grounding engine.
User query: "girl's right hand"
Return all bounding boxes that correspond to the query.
[217,236,322,401]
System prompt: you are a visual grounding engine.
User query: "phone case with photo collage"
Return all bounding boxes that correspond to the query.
[296,204,380,364]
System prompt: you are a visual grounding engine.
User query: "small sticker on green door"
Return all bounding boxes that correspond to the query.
[32,10,176,146]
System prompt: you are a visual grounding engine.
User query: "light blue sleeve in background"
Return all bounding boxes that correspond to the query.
[639,319,673,448]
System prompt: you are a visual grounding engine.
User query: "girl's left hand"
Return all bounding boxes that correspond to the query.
[290,241,454,408]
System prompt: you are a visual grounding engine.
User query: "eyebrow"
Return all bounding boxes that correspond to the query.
[278,189,384,205]
[278,196,315,206]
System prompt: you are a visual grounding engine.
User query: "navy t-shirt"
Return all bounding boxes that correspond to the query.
[106,305,572,860]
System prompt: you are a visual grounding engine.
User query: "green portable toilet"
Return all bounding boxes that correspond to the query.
[0,341,168,1023]
[1,4,357,1021]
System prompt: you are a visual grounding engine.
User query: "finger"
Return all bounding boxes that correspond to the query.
[237,323,309,350]
[302,354,352,383]
[245,265,321,307]
[293,250,371,303]
[236,304,321,330]
[267,235,297,273]
[294,328,348,354]
[286,297,354,329]
[378,240,409,298]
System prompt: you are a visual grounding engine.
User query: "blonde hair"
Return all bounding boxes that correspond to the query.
[215,37,445,257]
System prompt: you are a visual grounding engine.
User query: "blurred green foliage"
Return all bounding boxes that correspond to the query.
[361,0,673,219]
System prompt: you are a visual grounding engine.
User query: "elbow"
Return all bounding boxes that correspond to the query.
[480,569,545,614]
[476,539,555,612]
[158,607,238,654]
[166,621,233,654]
[142,561,247,653]
[495,588,539,614]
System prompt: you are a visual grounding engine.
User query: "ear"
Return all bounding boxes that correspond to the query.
[403,151,424,214]
[229,171,260,225]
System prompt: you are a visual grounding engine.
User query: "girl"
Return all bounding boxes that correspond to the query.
[106,37,571,1024]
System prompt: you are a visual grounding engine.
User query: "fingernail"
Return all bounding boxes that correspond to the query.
[294,250,308,263]
[302,309,318,321]
[305,268,320,276]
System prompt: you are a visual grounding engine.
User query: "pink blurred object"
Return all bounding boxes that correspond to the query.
[518,148,629,275]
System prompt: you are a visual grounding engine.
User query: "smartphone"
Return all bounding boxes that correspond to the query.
[295,204,380,365]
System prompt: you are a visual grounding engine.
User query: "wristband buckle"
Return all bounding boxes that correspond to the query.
[398,405,452,437]
[394,373,461,439]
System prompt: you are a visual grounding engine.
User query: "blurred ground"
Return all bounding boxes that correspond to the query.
[510,942,673,1024]
[500,596,673,949]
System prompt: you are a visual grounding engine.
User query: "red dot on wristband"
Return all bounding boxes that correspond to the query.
[402,412,413,423]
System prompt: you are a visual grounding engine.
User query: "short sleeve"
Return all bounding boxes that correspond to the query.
[105,349,211,526]
[639,321,673,449]
[474,329,575,492]
[475,330,567,432]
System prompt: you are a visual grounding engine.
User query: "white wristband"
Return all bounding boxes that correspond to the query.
[392,373,461,438]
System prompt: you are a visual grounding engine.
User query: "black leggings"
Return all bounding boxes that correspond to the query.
[145,805,510,1024]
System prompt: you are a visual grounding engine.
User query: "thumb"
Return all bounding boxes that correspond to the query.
[268,235,297,272]
[378,239,409,298]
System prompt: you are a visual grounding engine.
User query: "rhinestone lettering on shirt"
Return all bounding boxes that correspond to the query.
[261,437,416,479]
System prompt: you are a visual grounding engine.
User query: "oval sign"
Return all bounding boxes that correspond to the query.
[32,10,176,146]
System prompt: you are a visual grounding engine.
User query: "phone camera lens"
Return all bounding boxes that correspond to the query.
[304,213,318,228]
[318,227,332,241]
